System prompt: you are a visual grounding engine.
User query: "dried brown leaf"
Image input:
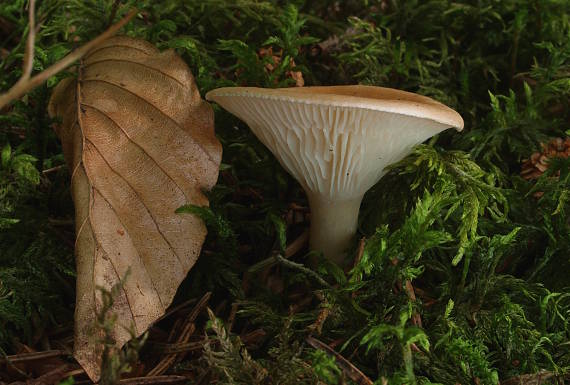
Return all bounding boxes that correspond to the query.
[48,36,222,381]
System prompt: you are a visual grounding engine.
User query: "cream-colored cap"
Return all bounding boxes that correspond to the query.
[206,85,463,201]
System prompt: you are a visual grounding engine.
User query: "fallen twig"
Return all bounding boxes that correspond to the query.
[248,229,310,273]
[227,302,239,332]
[273,253,332,288]
[0,350,64,364]
[240,329,267,345]
[146,292,211,376]
[308,292,331,335]
[21,0,36,81]
[73,375,189,385]
[155,297,198,323]
[153,340,204,355]
[351,237,366,299]
[41,164,65,175]
[0,9,137,110]
[119,375,189,384]
[404,280,422,328]
[30,364,71,385]
[60,368,85,379]
[306,336,373,385]
[308,305,331,335]
[152,328,266,356]
[501,370,556,385]
[352,237,366,269]
[7,364,71,385]
[285,229,310,258]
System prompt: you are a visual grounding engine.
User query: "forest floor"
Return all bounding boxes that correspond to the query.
[1,1,569,384]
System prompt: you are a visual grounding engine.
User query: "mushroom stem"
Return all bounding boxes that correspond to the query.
[307,193,363,265]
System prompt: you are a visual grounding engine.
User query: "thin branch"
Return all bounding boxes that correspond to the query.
[285,228,310,257]
[155,297,198,323]
[119,376,189,385]
[273,253,332,288]
[28,364,71,385]
[501,370,555,385]
[0,349,64,364]
[147,292,211,376]
[4,0,36,107]
[306,336,373,385]
[247,229,309,273]
[0,9,137,110]
[353,237,366,268]
[21,0,36,80]
[42,164,65,174]
[107,0,122,27]
[308,293,331,335]
[404,279,423,328]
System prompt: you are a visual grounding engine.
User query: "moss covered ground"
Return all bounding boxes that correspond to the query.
[1,1,569,384]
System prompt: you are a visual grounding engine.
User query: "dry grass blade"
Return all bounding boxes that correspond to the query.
[0,350,64,364]
[119,375,189,384]
[285,229,310,258]
[61,368,86,378]
[306,336,373,385]
[9,364,71,385]
[186,292,213,322]
[352,237,366,270]
[156,297,198,323]
[404,280,422,328]
[227,302,239,332]
[247,229,310,273]
[501,370,556,385]
[153,340,205,355]
[147,292,212,376]
[308,294,331,335]
[73,375,189,385]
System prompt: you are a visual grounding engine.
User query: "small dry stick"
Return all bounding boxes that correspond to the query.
[404,280,422,328]
[306,336,373,385]
[351,237,366,299]
[118,375,189,384]
[42,164,65,174]
[308,293,331,335]
[352,237,366,269]
[21,363,71,385]
[285,229,310,258]
[21,0,36,80]
[72,376,188,385]
[247,229,309,273]
[156,297,198,323]
[501,370,556,385]
[154,340,205,355]
[147,292,211,376]
[0,349,64,364]
[227,302,239,332]
[0,9,137,110]
[273,253,331,288]
[61,368,85,379]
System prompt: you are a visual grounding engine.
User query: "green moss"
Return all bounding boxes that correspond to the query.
[1,0,569,383]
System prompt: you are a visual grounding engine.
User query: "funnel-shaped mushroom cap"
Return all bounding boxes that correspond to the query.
[206,85,463,263]
[206,86,463,200]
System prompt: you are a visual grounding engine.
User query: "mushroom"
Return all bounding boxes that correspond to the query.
[206,85,463,265]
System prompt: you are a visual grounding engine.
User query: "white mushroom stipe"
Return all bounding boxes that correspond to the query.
[206,85,464,265]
